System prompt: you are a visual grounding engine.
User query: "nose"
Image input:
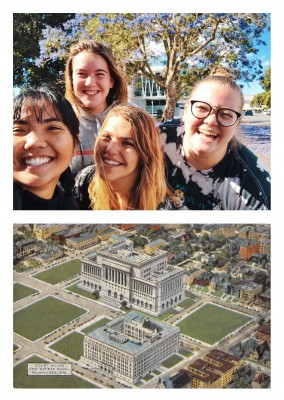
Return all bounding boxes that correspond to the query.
[105,139,120,153]
[85,75,95,86]
[24,131,47,150]
[203,108,218,125]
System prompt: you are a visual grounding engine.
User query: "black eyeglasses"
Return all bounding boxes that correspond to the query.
[190,100,241,127]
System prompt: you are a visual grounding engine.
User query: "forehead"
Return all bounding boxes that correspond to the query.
[16,100,61,121]
[192,81,241,110]
[72,51,110,71]
[103,115,133,136]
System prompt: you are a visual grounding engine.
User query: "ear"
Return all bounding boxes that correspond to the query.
[109,78,114,89]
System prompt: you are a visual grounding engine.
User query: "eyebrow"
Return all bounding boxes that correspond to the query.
[13,118,62,124]
[102,131,134,141]
[76,68,107,73]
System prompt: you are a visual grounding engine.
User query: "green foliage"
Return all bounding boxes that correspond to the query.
[251,66,271,108]
[13,13,75,89]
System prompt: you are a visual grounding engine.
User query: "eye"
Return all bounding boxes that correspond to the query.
[123,140,135,147]
[219,110,234,119]
[13,125,26,135]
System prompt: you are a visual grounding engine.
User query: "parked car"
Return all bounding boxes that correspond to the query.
[262,109,271,115]
[244,110,253,116]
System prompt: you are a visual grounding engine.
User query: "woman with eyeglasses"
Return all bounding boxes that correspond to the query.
[160,66,271,210]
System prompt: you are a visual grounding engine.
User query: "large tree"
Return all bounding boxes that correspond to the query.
[13,13,75,88]
[16,13,270,121]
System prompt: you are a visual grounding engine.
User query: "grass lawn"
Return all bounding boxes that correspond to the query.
[33,259,81,285]
[13,283,38,302]
[162,354,183,368]
[144,374,154,381]
[157,308,177,320]
[14,296,87,341]
[14,355,98,388]
[179,297,195,308]
[177,303,251,345]
[50,332,84,360]
[211,290,223,298]
[178,348,193,357]
[66,283,98,301]
[82,318,111,334]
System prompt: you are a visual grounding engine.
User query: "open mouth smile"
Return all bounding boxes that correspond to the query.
[198,129,219,140]
[103,158,123,167]
[22,157,54,167]
[83,90,99,96]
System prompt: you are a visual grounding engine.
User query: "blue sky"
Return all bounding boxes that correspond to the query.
[238,29,271,95]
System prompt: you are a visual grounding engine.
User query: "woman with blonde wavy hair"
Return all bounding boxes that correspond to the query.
[73,105,181,210]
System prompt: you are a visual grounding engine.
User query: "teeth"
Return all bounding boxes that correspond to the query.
[199,130,218,138]
[104,159,120,166]
[84,90,98,95]
[24,157,51,166]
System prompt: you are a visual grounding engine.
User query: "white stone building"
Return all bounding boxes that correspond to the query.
[82,311,180,384]
[79,237,185,315]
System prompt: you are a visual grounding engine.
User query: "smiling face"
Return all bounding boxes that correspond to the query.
[13,101,74,199]
[183,81,242,169]
[96,115,141,193]
[72,51,114,115]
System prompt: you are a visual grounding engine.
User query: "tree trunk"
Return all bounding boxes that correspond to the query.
[160,81,179,123]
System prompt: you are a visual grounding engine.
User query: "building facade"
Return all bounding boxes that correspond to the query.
[82,311,180,384]
[185,349,243,388]
[80,238,185,315]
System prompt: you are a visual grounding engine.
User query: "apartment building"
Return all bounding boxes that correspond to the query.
[33,224,66,240]
[185,349,243,388]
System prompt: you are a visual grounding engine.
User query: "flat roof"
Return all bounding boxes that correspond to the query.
[87,311,178,354]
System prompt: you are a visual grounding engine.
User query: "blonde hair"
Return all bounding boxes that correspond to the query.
[88,105,173,210]
[188,65,244,112]
[65,40,128,114]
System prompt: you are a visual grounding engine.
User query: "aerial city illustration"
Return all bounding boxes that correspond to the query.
[13,223,271,389]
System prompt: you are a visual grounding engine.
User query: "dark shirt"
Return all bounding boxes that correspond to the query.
[13,182,79,210]
[160,120,271,210]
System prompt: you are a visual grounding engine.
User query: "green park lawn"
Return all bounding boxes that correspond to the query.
[177,303,251,345]
[50,332,84,360]
[66,283,99,300]
[13,283,38,302]
[13,296,87,341]
[162,354,183,368]
[82,318,111,334]
[14,355,98,388]
[33,259,81,285]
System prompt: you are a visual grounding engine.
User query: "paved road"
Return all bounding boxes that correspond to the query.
[241,114,270,126]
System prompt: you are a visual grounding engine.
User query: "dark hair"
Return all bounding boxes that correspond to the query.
[65,40,128,113]
[13,85,82,194]
[13,84,81,148]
